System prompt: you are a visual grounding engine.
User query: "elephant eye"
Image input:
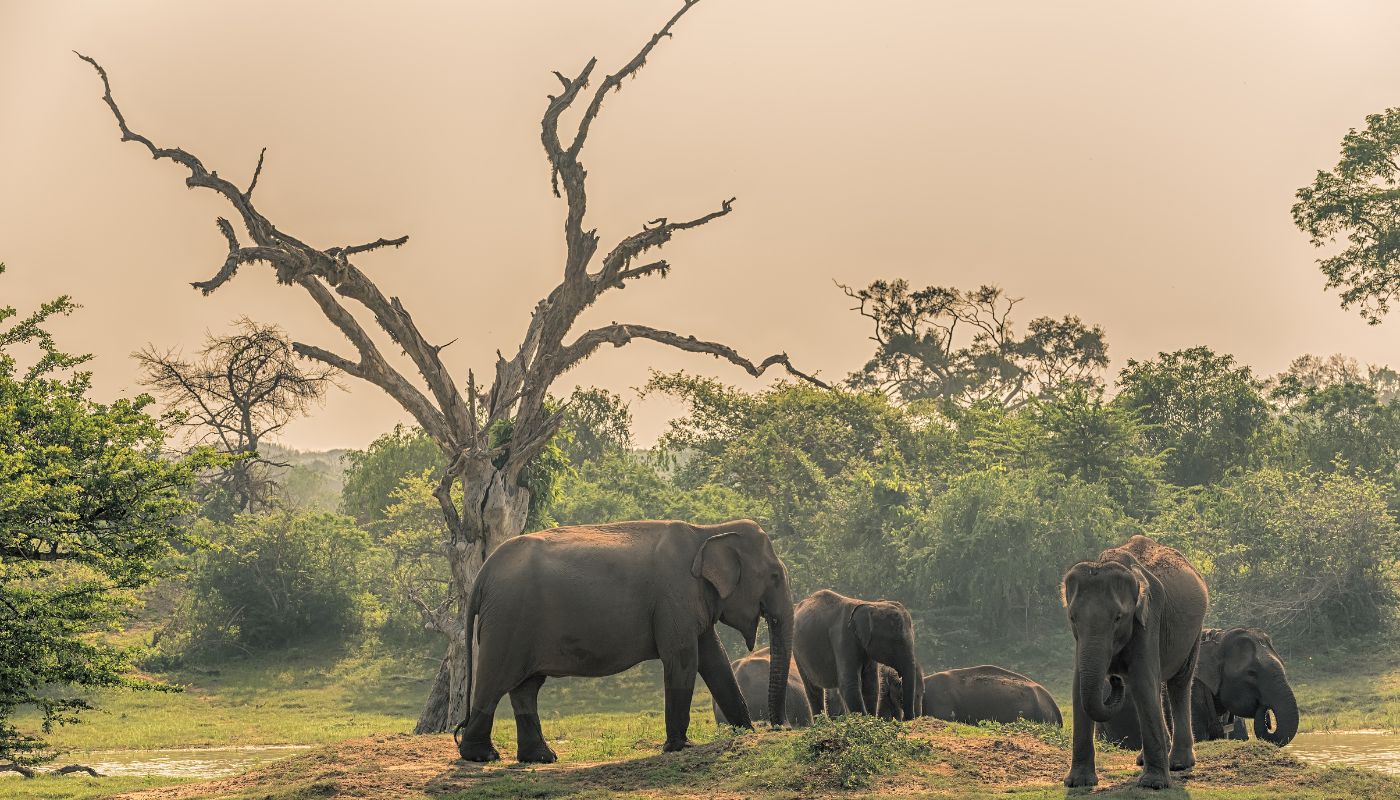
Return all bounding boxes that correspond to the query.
[1114,612,1124,623]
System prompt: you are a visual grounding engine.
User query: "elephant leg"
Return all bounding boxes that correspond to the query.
[861,660,880,718]
[1130,666,1171,789]
[804,678,825,718]
[1166,647,1199,770]
[836,653,867,714]
[661,644,700,752]
[697,629,751,729]
[1064,674,1097,787]
[825,688,846,717]
[509,675,556,764]
[457,672,509,763]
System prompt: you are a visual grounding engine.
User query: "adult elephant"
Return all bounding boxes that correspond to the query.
[1099,627,1298,749]
[794,590,921,720]
[713,646,814,728]
[920,665,1062,725]
[1062,535,1208,790]
[454,519,794,763]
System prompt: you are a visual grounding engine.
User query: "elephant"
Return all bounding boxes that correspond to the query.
[874,664,923,720]
[1098,627,1298,750]
[712,646,814,728]
[1062,535,1209,790]
[878,665,1062,726]
[793,589,922,720]
[453,519,794,763]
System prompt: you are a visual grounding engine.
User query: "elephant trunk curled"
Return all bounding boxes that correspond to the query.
[765,587,794,726]
[1254,674,1299,746]
[1076,637,1125,723]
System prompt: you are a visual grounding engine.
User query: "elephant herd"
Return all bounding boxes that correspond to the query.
[452,520,1298,791]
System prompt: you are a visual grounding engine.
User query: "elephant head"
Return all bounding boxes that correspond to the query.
[692,521,794,726]
[1198,628,1298,746]
[1062,560,1148,722]
[852,600,921,720]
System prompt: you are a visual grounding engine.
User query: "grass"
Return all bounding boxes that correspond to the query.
[0,776,183,799]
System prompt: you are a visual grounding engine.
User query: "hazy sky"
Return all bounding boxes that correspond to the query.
[3,1,1400,451]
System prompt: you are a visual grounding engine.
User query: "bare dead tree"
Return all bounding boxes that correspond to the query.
[135,319,336,520]
[81,0,824,731]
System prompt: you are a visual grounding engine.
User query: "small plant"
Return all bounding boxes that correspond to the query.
[795,715,930,789]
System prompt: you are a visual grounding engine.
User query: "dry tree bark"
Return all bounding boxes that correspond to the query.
[80,0,825,731]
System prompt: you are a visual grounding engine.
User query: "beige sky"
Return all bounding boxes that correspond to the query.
[2,0,1399,451]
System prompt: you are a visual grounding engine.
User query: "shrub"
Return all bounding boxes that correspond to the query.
[795,715,929,789]
[183,511,382,652]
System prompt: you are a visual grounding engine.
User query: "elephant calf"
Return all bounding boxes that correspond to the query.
[1099,627,1298,750]
[794,589,922,720]
[454,519,795,763]
[713,646,814,728]
[879,664,1062,726]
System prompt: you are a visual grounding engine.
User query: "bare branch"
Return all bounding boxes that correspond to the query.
[558,323,830,388]
[244,147,267,199]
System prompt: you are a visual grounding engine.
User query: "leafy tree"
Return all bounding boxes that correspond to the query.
[1283,382,1400,480]
[558,387,633,466]
[135,319,336,520]
[1031,386,1166,518]
[843,280,1108,410]
[1116,347,1268,486]
[0,267,207,765]
[341,425,445,525]
[1294,108,1400,322]
[1270,353,1400,406]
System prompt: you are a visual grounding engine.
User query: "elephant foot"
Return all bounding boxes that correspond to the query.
[516,741,558,764]
[1064,766,1098,788]
[1137,769,1171,790]
[662,738,695,753]
[1170,753,1195,771]
[458,740,501,763]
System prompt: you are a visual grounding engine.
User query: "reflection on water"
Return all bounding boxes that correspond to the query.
[73,745,312,778]
[1291,730,1400,775]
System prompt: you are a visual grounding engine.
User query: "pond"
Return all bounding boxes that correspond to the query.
[53,745,313,778]
[1290,730,1400,775]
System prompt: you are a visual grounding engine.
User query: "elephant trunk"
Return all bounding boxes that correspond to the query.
[1254,675,1299,746]
[765,589,794,727]
[1077,638,1125,723]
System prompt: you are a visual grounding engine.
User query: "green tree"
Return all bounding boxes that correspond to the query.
[558,387,633,466]
[1116,347,1268,486]
[1294,108,1400,322]
[0,268,207,765]
[340,425,445,525]
[843,280,1108,410]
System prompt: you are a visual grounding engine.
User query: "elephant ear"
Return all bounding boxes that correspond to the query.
[1131,565,1153,628]
[850,603,875,648]
[692,531,742,599]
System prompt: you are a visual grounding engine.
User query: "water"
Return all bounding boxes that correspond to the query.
[1290,730,1400,775]
[16,745,316,779]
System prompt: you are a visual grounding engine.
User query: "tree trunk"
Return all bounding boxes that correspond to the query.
[414,462,530,733]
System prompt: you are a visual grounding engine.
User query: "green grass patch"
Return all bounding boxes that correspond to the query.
[0,775,184,799]
[793,715,930,789]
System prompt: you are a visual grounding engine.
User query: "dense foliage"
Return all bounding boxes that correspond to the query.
[0,269,208,764]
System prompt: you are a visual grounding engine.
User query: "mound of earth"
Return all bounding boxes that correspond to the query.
[112,721,1400,800]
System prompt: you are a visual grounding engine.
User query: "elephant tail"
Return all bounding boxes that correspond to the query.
[452,577,485,748]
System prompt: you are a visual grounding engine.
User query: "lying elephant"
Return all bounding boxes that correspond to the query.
[1098,627,1298,750]
[454,519,794,763]
[878,664,1061,725]
[712,646,814,728]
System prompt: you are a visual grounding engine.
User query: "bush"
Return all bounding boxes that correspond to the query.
[903,468,1131,631]
[182,511,382,652]
[1166,467,1400,643]
[795,715,929,789]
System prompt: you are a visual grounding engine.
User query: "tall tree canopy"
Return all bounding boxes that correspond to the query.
[1116,347,1269,487]
[1295,108,1400,322]
[843,280,1108,410]
[82,0,822,730]
[135,319,336,520]
[0,266,207,767]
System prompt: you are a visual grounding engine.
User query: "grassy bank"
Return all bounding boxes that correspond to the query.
[30,718,1398,800]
